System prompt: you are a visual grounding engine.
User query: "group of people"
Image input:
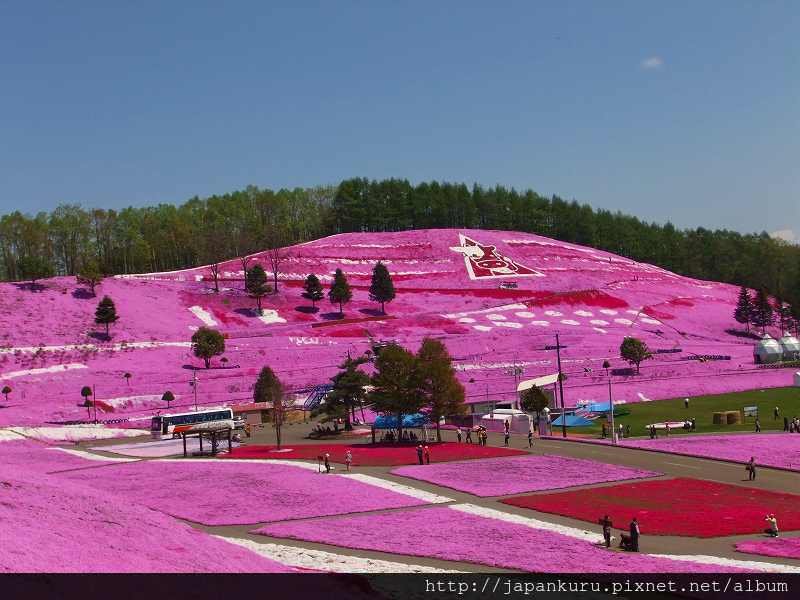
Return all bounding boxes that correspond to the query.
[379,429,420,443]
[415,444,431,465]
[783,416,800,433]
[319,449,354,473]
[598,515,640,552]
[455,426,489,445]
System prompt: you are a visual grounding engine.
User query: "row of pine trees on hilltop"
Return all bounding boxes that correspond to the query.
[2,178,799,311]
[734,286,800,336]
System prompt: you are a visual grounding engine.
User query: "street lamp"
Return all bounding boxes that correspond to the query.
[603,360,616,445]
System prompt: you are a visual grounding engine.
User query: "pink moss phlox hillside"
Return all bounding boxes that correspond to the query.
[624,433,800,471]
[736,538,800,560]
[391,455,660,497]
[256,506,742,573]
[0,441,292,572]
[58,460,431,525]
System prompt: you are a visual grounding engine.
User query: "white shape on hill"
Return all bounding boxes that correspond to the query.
[590,320,609,326]
[560,320,580,326]
[574,310,593,317]
[458,317,476,323]
[0,363,87,380]
[288,336,322,345]
[450,503,602,543]
[473,325,492,332]
[339,473,452,504]
[614,318,634,325]
[0,341,191,356]
[9,425,148,442]
[0,429,25,442]
[530,321,550,327]
[258,310,286,325]
[515,311,535,318]
[593,327,608,334]
[544,310,563,317]
[103,394,170,409]
[486,314,507,321]
[626,310,641,315]
[648,554,800,574]
[443,303,527,319]
[641,317,661,325]
[637,392,652,401]
[599,309,618,315]
[495,321,523,329]
[189,306,218,327]
[216,536,462,573]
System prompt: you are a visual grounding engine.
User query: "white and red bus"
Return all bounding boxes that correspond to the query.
[150,408,235,440]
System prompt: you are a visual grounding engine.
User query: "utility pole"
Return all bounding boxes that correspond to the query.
[505,360,524,409]
[92,384,98,425]
[603,360,616,445]
[555,333,567,438]
[191,370,199,411]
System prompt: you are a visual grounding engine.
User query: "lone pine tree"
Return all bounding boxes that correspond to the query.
[369,262,396,314]
[94,296,119,338]
[302,274,324,309]
[328,268,352,317]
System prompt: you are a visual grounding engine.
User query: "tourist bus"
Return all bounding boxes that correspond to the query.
[150,408,235,440]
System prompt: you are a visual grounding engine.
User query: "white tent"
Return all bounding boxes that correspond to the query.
[795,372,800,387]
[779,335,800,361]
[517,373,559,392]
[754,335,783,364]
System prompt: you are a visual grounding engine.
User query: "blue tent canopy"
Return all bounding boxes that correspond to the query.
[373,413,428,429]
[551,415,595,427]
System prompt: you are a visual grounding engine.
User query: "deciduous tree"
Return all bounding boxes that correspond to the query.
[620,337,652,374]
[253,366,289,448]
[368,344,423,441]
[417,338,466,441]
[191,327,225,368]
[245,264,271,314]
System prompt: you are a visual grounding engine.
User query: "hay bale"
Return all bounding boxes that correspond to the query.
[713,412,725,425]
[726,411,742,425]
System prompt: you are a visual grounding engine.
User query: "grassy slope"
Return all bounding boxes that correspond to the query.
[569,386,800,438]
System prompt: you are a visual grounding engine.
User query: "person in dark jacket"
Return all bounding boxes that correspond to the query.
[416,444,424,465]
[784,416,790,432]
[599,515,613,548]
[629,518,640,552]
[747,456,756,480]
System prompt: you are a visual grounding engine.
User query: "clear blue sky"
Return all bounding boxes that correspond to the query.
[1,1,798,238]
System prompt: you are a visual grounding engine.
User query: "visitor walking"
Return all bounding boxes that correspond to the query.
[747,456,757,481]
[618,423,624,440]
[344,449,352,472]
[416,444,424,465]
[784,416,789,432]
[629,518,640,552]
[528,429,533,448]
[324,453,331,474]
[775,406,780,420]
[456,427,462,443]
[625,424,631,438]
[465,428,473,444]
[599,515,613,548]
[602,422,607,439]
[765,514,779,537]
[504,430,510,447]
[665,423,671,437]
[755,418,761,433]
[684,398,689,409]
[424,445,431,465]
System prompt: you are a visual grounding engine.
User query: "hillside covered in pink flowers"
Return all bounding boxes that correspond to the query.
[0,228,791,428]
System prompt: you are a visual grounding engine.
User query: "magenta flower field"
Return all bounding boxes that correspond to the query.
[256,506,741,573]
[624,433,800,471]
[57,460,431,525]
[736,537,800,560]
[391,454,660,497]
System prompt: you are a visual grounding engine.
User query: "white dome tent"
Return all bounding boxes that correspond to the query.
[754,334,783,364]
[779,334,800,361]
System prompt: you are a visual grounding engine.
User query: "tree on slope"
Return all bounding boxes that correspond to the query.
[81,386,93,417]
[322,354,370,431]
[776,298,792,336]
[417,338,466,442]
[620,337,652,374]
[191,327,225,368]
[1,385,11,403]
[76,258,103,296]
[302,274,324,309]
[162,390,175,408]
[369,262,396,315]
[208,263,221,293]
[328,268,352,317]
[17,255,53,289]
[245,264,271,315]
[734,286,753,333]
[751,288,774,334]
[520,385,550,423]
[94,296,119,338]
[368,344,424,442]
[253,366,289,449]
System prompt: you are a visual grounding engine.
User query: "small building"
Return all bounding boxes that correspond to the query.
[754,335,783,364]
[779,335,800,361]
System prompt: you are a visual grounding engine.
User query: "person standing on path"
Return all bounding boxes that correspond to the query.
[323,453,331,474]
[755,418,761,433]
[684,398,689,409]
[602,422,607,439]
[416,444,424,465]
[456,427,462,443]
[528,429,533,448]
[747,456,757,480]
[775,406,780,420]
[504,430,510,447]
[423,445,431,465]
[784,416,789,432]
[465,428,473,444]
[629,518,640,552]
[625,424,631,438]
[618,423,624,440]
[344,449,352,472]
[599,515,613,548]
[665,423,670,437]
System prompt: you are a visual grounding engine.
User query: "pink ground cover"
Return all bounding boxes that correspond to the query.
[623,433,800,471]
[391,454,660,497]
[57,460,430,525]
[0,441,293,572]
[256,506,742,573]
[736,537,800,560]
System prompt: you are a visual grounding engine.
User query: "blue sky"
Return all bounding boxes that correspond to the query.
[1,1,798,238]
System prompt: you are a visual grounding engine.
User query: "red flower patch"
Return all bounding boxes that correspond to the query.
[501,478,800,537]
[224,442,527,466]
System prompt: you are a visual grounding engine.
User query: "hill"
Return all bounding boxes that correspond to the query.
[0,228,793,429]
